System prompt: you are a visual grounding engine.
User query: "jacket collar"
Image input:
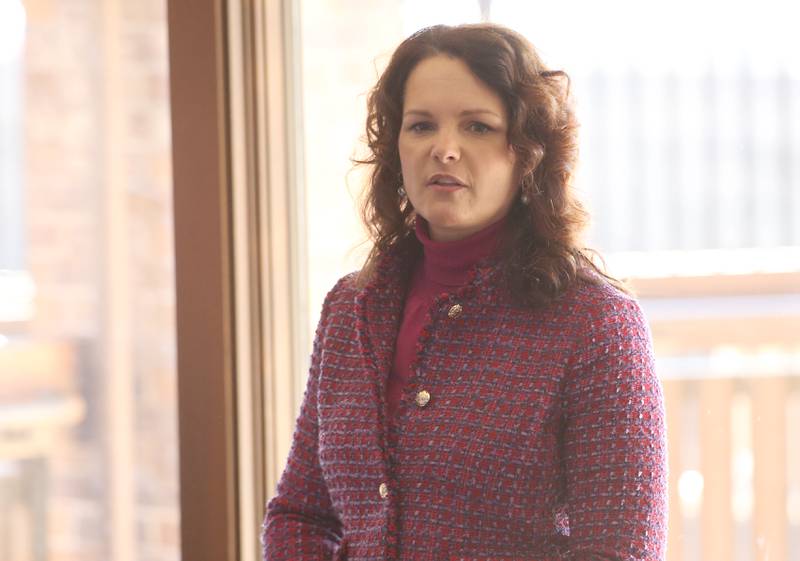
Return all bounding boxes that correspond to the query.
[352,238,504,449]
[353,238,503,381]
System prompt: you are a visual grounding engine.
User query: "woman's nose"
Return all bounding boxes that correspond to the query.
[430,130,460,163]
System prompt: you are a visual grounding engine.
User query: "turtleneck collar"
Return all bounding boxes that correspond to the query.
[413,216,505,287]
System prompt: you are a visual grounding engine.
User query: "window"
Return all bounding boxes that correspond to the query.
[0,1,179,560]
[0,1,25,274]
[291,2,800,560]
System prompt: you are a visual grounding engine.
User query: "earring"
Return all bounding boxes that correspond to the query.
[520,192,530,205]
[397,185,406,197]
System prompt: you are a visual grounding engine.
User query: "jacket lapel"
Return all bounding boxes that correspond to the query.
[353,248,410,433]
[354,261,406,379]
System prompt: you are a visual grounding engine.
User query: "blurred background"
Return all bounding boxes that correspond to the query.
[0,0,798,560]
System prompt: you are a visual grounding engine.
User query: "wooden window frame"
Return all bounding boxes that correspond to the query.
[168,0,302,560]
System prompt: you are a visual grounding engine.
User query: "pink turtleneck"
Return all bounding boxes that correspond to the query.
[386,216,505,421]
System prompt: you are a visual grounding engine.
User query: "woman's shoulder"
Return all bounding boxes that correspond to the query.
[320,271,361,310]
[559,279,652,368]
[310,272,361,339]
[555,274,648,332]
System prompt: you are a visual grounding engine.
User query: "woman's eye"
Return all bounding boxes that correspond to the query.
[468,122,492,134]
[407,121,433,133]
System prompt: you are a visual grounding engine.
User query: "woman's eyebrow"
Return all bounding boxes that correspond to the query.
[403,108,502,119]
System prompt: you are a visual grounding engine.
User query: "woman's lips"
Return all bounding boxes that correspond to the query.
[427,181,465,192]
[426,173,467,192]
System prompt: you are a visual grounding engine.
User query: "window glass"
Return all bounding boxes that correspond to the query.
[491,0,800,257]
[0,1,179,560]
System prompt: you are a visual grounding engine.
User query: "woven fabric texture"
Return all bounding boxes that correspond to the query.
[262,249,668,561]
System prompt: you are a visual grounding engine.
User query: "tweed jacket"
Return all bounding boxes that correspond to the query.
[262,248,668,561]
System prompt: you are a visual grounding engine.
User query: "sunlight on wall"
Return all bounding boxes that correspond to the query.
[401,0,481,33]
[0,0,26,65]
[492,0,800,76]
[0,271,35,322]
[787,393,800,525]
[606,247,800,278]
[679,469,705,518]
[731,393,755,523]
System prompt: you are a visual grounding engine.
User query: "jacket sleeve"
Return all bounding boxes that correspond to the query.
[261,285,345,560]
[557,297,668,561]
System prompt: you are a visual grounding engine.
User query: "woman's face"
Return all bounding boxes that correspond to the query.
[398,55,518,242]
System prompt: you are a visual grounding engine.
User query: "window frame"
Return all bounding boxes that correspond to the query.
[168,0,239,558]
[168,0,303,559]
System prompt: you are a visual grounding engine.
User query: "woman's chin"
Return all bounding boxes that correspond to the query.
[426,218,480,242]
[418,204,465,226]
[423,214,463,232]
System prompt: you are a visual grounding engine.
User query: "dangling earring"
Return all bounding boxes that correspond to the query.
[520,175,536,205]
[397,185,406,197]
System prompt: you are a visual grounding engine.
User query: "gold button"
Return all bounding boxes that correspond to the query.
[448,303,463,318]
[415,390,431,407]
[379,482,389,499]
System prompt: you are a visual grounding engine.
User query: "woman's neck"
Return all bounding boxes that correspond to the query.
[414,216,505,286]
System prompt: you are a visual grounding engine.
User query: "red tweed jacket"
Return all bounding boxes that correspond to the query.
[262,249,668,561]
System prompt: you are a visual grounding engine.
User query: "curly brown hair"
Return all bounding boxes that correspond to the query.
[356,23,626,306]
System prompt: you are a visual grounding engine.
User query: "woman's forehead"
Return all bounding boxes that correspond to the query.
[403,56,506,117]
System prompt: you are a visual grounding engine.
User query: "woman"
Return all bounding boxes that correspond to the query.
[263,23,667,561]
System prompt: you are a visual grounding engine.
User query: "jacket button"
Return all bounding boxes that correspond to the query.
[415,390,431,407]
[447,303,463,318]
[379,482,389,499]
